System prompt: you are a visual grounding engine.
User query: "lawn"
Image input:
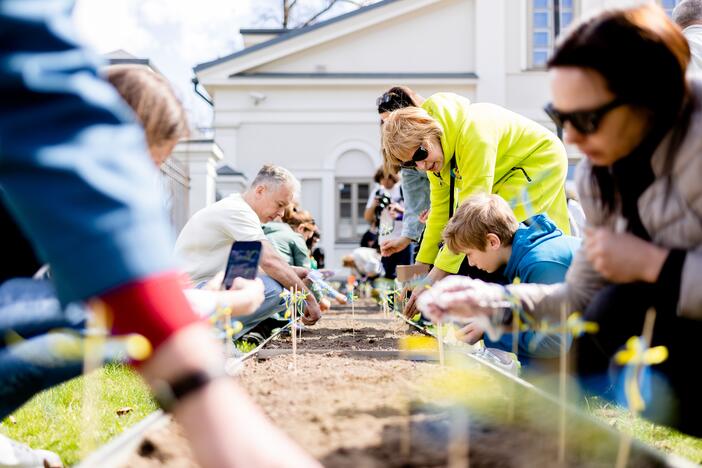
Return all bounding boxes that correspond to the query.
[587,397,702,464]
[0,364,157,466]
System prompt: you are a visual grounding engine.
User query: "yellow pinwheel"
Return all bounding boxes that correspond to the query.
[614,336,668,413]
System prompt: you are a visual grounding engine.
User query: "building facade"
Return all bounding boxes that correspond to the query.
[193,0,681,268]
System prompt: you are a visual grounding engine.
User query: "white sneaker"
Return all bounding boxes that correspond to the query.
[0,434,62,468]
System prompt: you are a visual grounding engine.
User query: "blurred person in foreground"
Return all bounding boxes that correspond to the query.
[0,1,320,466]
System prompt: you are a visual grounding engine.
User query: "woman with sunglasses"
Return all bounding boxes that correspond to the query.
[381,94,570,318]
[423,4,702,435]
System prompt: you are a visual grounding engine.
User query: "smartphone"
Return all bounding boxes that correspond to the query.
[222,241,262,289]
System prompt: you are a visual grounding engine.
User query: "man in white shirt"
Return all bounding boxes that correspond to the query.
[674,0,702,75]
[175,164,322,338]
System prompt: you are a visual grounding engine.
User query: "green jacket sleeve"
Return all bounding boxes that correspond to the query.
[291,236,312,268]
[433,123,499,273]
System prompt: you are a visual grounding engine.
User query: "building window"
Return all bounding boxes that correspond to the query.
[659,0,681,17]
[530,0,577,69]
[336,180,370,242]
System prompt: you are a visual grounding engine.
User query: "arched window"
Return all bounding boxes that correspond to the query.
[529,0,577,68]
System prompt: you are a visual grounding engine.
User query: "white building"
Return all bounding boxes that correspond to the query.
[192,0,681,268]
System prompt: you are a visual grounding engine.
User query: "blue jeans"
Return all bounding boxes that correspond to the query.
[0,279,126,419]
[232,275,286,340]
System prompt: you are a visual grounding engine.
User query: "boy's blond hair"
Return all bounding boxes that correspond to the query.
[443,194,520,253]
[380,107,442,174]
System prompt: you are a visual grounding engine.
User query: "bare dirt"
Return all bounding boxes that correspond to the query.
[122,300,668,468]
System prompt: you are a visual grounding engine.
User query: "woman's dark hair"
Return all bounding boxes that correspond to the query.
[548,4,691,213]
[377,86,419,114]
[373,166,399,184]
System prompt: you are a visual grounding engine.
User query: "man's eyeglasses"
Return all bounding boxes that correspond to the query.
[543,98,625,135]
[401,145,429,168]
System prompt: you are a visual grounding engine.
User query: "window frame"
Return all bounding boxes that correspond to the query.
[335,178,371,243]
[527,0,579,70]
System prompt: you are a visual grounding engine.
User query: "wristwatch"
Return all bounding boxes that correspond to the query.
[151,367,228,412]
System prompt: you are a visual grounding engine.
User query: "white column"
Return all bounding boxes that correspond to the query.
[475,0,507,105]
[321,173,337,269]
[173,140,223,218]
[214,125,240,168]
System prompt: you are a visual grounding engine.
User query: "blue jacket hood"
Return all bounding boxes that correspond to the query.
[503,214,579,284]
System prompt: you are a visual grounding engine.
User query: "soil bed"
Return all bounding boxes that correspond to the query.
[122,300,669,468]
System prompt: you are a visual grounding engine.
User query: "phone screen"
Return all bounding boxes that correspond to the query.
[222,241,262,289]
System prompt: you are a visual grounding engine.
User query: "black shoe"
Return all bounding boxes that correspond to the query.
[239,331,266,347]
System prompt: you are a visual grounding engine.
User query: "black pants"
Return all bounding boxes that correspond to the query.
[575,282,702,436]
[382,245,412,280]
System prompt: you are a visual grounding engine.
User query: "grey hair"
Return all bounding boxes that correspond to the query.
[673,0,702,28]
[251,163,300,195]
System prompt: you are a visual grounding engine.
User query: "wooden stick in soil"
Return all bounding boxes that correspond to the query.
[615,308,657,468]
[401,388,412,460]
[291,287,298,373]
[507,307,519,422]
[558,301,568,465]
[351,287,356,337]
[437,321,445,367]
[448,408,470,468]
[81,301,108,458]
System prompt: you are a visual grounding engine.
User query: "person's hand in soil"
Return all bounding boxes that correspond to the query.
[380,236,411,257]
[302,297,322,325]
[319,297,331,312]
[457,321,484,345]
[403,283,426,318]
[584,226,668,283]
[141,323,321,468]
[403,265,449,318]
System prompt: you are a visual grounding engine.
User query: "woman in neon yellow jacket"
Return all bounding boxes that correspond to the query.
[381,92,570,316]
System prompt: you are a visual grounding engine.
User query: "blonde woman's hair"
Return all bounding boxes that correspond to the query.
[380,107,442,174]
[106,65,188,149]
[443,194,519,253]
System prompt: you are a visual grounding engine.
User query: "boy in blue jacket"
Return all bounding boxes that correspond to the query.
[442,194,581,363]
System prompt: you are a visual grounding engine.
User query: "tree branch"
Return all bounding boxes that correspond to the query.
[299,0,341,27]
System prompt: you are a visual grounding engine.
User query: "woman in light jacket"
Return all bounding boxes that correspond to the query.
[427,4,702,436]
[381,93,570,317]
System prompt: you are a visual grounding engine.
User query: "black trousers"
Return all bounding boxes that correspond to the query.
[575,282,702,436]
[382,245,412,280]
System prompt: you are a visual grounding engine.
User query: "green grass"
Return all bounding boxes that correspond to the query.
[587,397,702,464]
[0,364,157,466]
[235,339,258,353]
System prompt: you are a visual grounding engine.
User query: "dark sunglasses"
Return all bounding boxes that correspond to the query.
[401,145,429,168]
[543,98,625,135]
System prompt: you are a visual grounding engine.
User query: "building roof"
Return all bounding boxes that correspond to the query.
[194,0,398,73]
[217,164,247,177]
[104,49,158,73]
[228,71,478,79]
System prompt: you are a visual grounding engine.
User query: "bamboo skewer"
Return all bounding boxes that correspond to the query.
[558,301,568,465]
[615,308,658,468]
